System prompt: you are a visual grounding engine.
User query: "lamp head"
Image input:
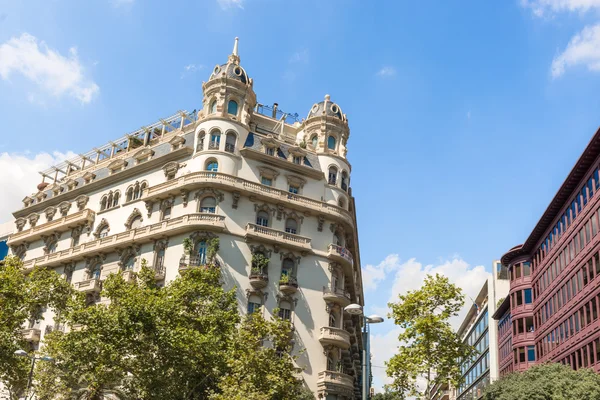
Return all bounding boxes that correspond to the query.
[366,315,385,324]
[344,303,363,315]
[14,349,28,357]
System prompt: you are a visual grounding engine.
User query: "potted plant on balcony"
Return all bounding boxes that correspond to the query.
[251,253,269,274]
[207,238,220,265]
[129,137,144,149]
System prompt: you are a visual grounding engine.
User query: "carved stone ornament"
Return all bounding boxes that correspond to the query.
[82,172,96,184]
[189,230,217,244]
[162,161,182,179]
[44,206,57,221]
[48,183,62,196]
[124,209,143,230]
[42,232,62,254]
[64,179,78,191]
[276,292,298,306]
[85,254,107,273]
[11,243,29,259]
[276,204,285,220]
[317,215,325,232]
[133,148,154,163]
[169,135,186,149]
[286,174,307,189]
[254,203,276,215]
[58,201,71,217]
[107,158,127,174]
[153,238,169,251]
[287,146,307,157]
[22,196,33,208]
[75,195,89,211]
[180,189,189,207]
[257,165,279,180]
[232,191,241,209]
[93,219,110,239]
[249,244,272,257]
[160,198,174,213]
[34,191,46,203]
[245,288,268,301]
[27,213,40,228]
[144,201,154,218]
[261,135,279,149]
[117,245,141,268]
[283,210,304,224]
[15,218,26,232]
[71,226,84,241]
[194,188,224,202]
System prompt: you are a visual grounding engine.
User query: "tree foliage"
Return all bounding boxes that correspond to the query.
[483,363,600,400]
[385,274,476,399]
[0,256,75,399]
[35,260,309,400]
[371,390,402,399]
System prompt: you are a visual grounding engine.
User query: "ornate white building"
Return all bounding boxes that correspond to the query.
[6,39,365,399]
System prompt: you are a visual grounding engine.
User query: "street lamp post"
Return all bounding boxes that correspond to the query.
[14,349,54,400]
[344,304,384,400]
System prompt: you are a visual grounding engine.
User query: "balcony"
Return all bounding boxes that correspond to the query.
[22,213,225,270]
[279,276,298,294]
[179,255,208,272]
[327,244,353,267]
[8,208,95,247]
[317,370,354,398]
[323,286,351,307]
[249,272,268,289]
[225,143,235,153]
[245,223,311,252]
[122,270,136,283]
[20,328,41,342]
[142,171,354,228]
[74,278,102,293]
[153,263,166,280]
[319,326,351,350]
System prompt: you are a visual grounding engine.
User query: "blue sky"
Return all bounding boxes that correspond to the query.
[3,0,600,391]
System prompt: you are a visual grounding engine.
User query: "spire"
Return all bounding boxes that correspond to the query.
[229,37,240,64]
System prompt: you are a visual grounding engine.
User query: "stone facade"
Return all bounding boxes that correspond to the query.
[7,39,365,399]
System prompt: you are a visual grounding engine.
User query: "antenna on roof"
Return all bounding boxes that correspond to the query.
[232,37,239,57]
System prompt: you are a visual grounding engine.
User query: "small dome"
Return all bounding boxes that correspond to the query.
[37,182,49,191]
[208,62,249,84]
[307,94,344,120]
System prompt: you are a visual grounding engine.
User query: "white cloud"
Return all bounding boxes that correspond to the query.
[364,255,489,392]
[217,0,244,10]
[180,64,204,79]
[376,66,396,78]
[521,0,600,17]
[0,33,99,104]
[551,24,600,77]
[0,151,76,223]
[289,49,309,64]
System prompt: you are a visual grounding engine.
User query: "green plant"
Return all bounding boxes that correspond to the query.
[299,139,307,149]
[183,238,193,255]
[279,274,290,284]
[251,253,269,273]
[129,137,143,149]
[207,238,220,263]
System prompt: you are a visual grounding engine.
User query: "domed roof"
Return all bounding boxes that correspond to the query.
[207,37,250,85]
[208,62,249,84]
[307,94,345,121]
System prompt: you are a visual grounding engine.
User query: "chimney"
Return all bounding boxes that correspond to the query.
[272,103,278,119]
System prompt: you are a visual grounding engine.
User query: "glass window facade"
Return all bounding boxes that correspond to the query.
[458,308,490,400]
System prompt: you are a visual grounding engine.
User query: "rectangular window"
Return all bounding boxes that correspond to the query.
[527,346,536,362]
[516,290,523,306]
[265,147,275,156]
[523,262,531,276]
[515,264,522,279]
[288,185,299,194]
[261,177,272,186]
[247,302,261,314]
[292,156,302,165]
[519,347,526,363]
[524,289,533,304]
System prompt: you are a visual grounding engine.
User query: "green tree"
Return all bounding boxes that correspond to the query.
[371,389,402,399]
[483,363,600,400]
[385,274,476,399]
[36,260,310,400]
[0,256,75,399]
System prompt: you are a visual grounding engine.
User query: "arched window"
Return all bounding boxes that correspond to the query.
[133,186,141,201]
[206,160,218,176]
[90,263,102,279]
[209,131,221,149]
[197,132,205,151]
[227,100,238,116]
[140,182,147,194]
[196,240,207,265]
[209,99,217,114]
[200,197,216,213]
[130,215,143,229]
[311,135,318,148]
[285,218,298,234]
[98,225,109,238]
[256,211,269,227]
[327,135,336,150]
[225,132,236,153]
[341,171,348,191]
[100,197,108,211]
[113,192,120,208]
[281,258,294,278]
[161,204,171,220]
[126,187,134,202]
[328,166,338,185]
[278,300,292,321]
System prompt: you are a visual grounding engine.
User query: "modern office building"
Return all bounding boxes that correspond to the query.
[499,127,600,375]
[453,261,509,400]
[6,39,366,399]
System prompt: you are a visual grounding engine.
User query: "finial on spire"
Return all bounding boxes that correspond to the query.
[233,37,239,57]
